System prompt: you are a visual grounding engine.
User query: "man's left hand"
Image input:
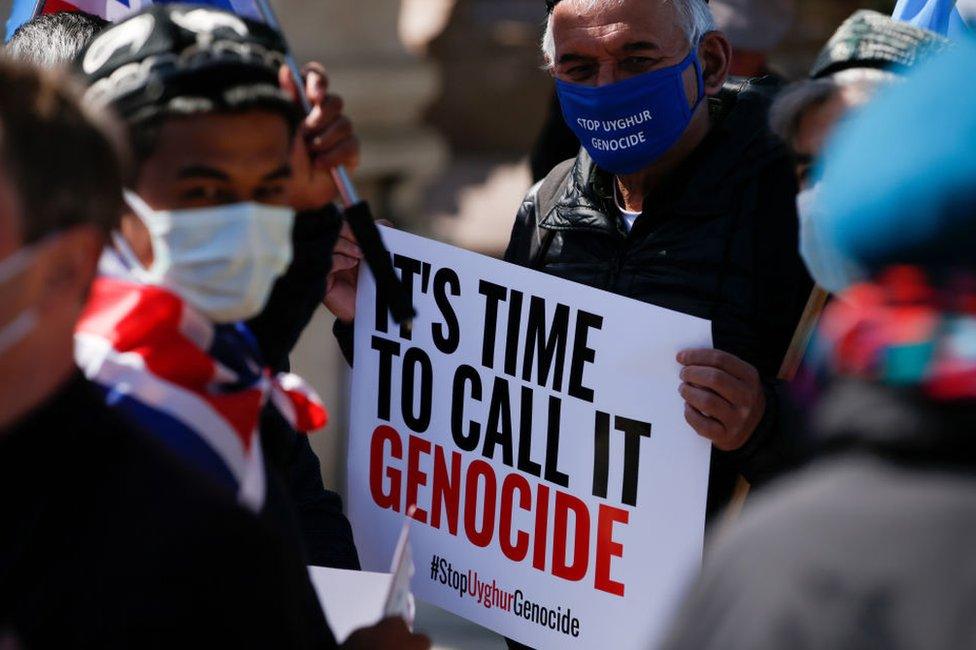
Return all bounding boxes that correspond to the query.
[280,62,360,211]
[676,349,765,451]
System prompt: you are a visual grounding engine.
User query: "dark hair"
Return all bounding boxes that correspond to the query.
[76,5,300,174]
[5,11,109,68]
[0,59,125,242]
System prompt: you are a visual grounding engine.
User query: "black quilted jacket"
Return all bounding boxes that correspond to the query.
[504,80,813,518]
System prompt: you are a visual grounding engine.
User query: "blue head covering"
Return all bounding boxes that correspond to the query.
[817,36,976,275]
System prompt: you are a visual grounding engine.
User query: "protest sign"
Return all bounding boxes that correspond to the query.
[348,228,712,649]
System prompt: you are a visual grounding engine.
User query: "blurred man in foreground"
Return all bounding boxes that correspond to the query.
[664,39,976,650]
[507,0,811,518]
[0,56,327,649]
[6,3,362,572]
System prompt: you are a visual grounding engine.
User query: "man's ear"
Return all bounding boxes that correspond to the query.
[119,212,154,267]
[698,31,732,96]
[37,224,104,312]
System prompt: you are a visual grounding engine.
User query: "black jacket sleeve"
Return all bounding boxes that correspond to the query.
[333,318,355,367]
[248,206,343,372]
[503,180,544,265]
[288,433,361,570]
[248,205,361,570]
[260,398,361,571]
[722,157,812,485]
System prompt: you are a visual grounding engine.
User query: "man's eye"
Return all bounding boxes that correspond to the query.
[254,185,287,203]
[179,185,235,205]
[565,65,594,80]
[180,186,217,201]
[622,56,654,69]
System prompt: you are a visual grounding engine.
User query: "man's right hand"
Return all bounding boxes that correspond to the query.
[324,221,362,323]
[342,617,430,650]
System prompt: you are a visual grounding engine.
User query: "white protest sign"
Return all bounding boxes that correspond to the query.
[348,228,712,649]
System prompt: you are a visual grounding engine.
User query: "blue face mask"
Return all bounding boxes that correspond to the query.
[555,49,705,175]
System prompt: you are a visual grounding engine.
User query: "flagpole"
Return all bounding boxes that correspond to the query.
[720,284,830,529]
[255,0,414,323]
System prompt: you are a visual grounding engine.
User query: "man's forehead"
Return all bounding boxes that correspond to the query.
[150,111,291,168]
[552,0,685,52]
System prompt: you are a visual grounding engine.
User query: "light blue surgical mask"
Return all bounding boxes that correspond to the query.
[122,191,295,324]
[555,48,705,175]
[797,182,864,294]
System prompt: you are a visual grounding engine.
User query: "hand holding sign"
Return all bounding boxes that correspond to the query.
[325,221,364,323]
[677,348,766,451]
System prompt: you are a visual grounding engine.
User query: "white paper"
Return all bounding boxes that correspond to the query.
[384,515,416,622]
[308,566,389,644]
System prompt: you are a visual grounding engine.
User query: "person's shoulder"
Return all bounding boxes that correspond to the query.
[506,156,576,263]
[666,455,976,650]
[713,76,793,175]
[521,156,577,208]
[661,461,879,650]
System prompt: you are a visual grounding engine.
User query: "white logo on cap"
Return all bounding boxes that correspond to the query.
[170,8,249,38]
[82,13,155,75]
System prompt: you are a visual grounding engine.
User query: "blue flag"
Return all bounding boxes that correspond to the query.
[892,0,973,37]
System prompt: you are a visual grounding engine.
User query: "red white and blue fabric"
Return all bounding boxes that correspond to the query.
[74,248,327,511]
[6,0,261,41]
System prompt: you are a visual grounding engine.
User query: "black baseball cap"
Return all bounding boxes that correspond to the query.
[77,4,301,127]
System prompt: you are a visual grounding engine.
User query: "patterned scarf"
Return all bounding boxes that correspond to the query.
[815,266,976,402]
[74,249,327,511]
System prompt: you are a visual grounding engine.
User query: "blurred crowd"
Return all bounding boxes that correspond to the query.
[0,0,974,648]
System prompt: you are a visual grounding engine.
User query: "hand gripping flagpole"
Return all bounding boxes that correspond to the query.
[255,0,416,326]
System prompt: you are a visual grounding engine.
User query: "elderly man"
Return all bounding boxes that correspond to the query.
[506,0,811,518]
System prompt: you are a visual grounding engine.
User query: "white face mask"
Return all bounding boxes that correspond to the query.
[122,191,295,323]
[797,182,864,295]
[0,243,41,356]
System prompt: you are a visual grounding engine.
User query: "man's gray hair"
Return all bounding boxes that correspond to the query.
[5,11,108,69]
[769,67,898,146]
[541,0,716,68]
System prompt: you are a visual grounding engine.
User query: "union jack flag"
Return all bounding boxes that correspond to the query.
[74,249,327,511]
